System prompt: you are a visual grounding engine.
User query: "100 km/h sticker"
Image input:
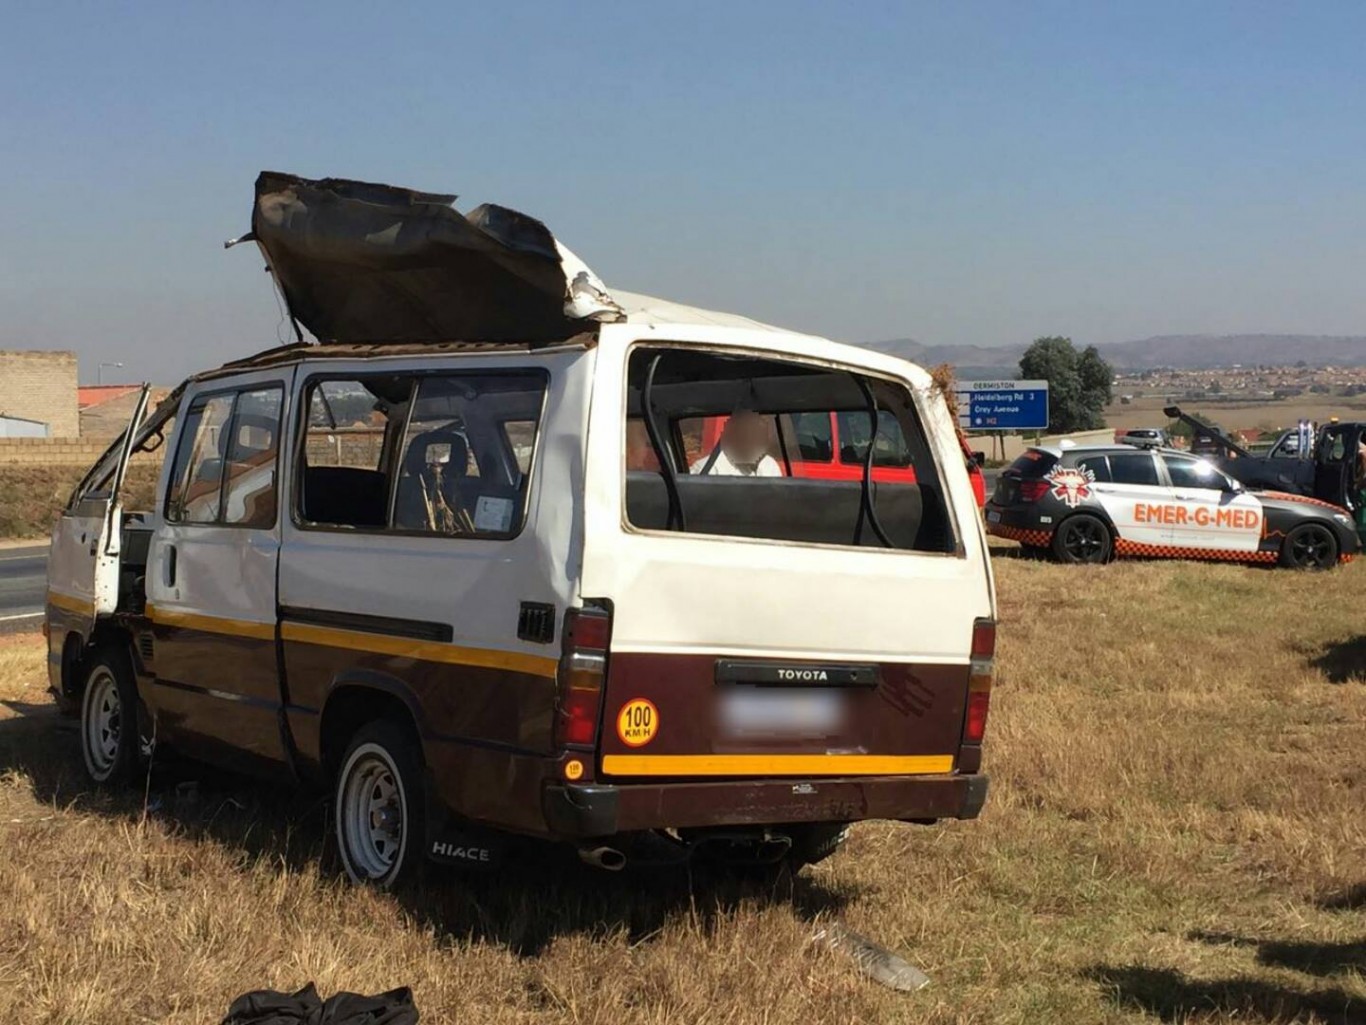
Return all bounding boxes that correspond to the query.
[617,698,659,747]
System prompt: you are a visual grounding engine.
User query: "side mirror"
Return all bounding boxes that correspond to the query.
[972,451,986,467]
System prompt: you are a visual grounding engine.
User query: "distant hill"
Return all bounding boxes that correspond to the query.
[862,334,1366,372]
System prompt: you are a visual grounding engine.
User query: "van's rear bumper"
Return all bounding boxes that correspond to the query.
[541,773,988,839]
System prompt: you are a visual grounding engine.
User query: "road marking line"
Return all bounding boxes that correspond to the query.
[0,611,44,622]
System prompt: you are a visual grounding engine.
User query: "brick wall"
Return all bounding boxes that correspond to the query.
[0,437,109,465]
[0,351,79,438]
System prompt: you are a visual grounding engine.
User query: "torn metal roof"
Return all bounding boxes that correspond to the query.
[242,172,623,345]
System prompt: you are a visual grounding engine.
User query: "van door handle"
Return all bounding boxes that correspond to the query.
[165,544,177,588]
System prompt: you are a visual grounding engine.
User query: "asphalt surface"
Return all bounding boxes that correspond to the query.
[0,544,48,634]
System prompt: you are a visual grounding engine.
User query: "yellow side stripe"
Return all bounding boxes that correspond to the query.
[280,621,559,679]
[47,590,94,616]
[600,754,955,777]
[145,604,275,641]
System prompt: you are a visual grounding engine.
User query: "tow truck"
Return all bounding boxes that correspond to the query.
[1163,405,1366,541]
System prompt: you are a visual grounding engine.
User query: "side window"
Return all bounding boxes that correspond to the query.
[502,419,538,475]
[302,380,389,473]
[297,377,408,529]
[789,412,834,462]
[625,419,662,472]
[836,410,912,468]
[1108,453,1160,486]
[1075,456,1111,483]
[1164,456,1225,490]
[222,388,283,527]
[166,394,234,524]
[166,387,284,527]
[392,373,548,537]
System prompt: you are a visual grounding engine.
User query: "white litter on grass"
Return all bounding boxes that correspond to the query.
[811,922,931,992]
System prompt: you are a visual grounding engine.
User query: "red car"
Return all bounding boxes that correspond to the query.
[691,413,987,506]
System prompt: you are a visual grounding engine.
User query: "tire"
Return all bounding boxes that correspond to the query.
[334,719,426,888]
[1052,514,1112,564]
[1280,522,1338,570]
[787,822,850,869]
[79,646,141,786]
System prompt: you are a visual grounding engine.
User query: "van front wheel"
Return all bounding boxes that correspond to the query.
[80,648,140,786]
[334,720,426,888]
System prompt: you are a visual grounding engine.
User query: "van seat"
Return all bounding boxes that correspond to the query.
[301,466,389,527]
[625,471,944,550]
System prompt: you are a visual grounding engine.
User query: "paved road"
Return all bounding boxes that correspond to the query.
[0,544,48,633]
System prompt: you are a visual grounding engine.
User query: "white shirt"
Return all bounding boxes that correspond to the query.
[689,449,783,477]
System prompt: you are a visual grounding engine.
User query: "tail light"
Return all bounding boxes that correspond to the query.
[964,617,995,743]
[1018,479,1050,502]
[554,606,612,749]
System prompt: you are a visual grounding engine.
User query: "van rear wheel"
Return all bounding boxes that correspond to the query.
[80,647,140,786]
[334,720,426,888]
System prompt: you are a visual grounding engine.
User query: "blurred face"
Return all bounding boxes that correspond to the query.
[721,412,770,465]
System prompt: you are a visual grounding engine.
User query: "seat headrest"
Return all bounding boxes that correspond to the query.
[403,429,469,477]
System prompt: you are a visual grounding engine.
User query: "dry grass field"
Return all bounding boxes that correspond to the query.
[1104,394,1366,435]
[0,465,159,540]
[0,555,1363,1024]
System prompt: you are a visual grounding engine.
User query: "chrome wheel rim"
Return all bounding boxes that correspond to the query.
[83,667,121,778]
[338,745,406,882]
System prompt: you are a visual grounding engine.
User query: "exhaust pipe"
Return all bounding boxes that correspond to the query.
[578,845,627,871]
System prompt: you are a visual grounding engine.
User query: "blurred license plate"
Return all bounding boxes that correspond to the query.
[986,510,1001,523]
[719,688,847,739]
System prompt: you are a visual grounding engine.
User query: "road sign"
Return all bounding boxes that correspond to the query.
[954,379,1049,431]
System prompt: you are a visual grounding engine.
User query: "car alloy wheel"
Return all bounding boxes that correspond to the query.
[1053,514,1111,564]
[1283,523,1337,570]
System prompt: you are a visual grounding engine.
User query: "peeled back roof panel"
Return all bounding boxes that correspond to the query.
[250,171,604,345]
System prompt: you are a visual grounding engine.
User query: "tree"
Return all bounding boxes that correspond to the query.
[1018,336,1113,433]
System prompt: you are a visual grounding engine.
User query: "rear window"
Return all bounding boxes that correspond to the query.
[1005,450,1059,478]
[1074,455,1112,483]
[1109,452,1161,486]
[622,346,955,553]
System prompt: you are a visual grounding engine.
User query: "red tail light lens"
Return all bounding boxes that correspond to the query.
[559,689,600,746]
[555,606,612,750]
[964,617,995,745]
[971,619,996,660]
[964,690,991,743]
[1018,479,1050,502]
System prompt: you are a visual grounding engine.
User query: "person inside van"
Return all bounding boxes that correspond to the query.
[690,410,782,477]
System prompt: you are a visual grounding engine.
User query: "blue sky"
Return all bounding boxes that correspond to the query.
[3,1,1366,382]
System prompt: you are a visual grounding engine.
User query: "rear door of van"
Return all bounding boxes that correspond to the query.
[581,333,995,784]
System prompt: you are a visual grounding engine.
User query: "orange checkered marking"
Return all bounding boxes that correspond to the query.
[1112,538,1278,564]
[988,521,1053,548]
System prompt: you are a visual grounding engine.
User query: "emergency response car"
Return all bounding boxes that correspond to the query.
[45,172,997,888]
[986,444,1360,568]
